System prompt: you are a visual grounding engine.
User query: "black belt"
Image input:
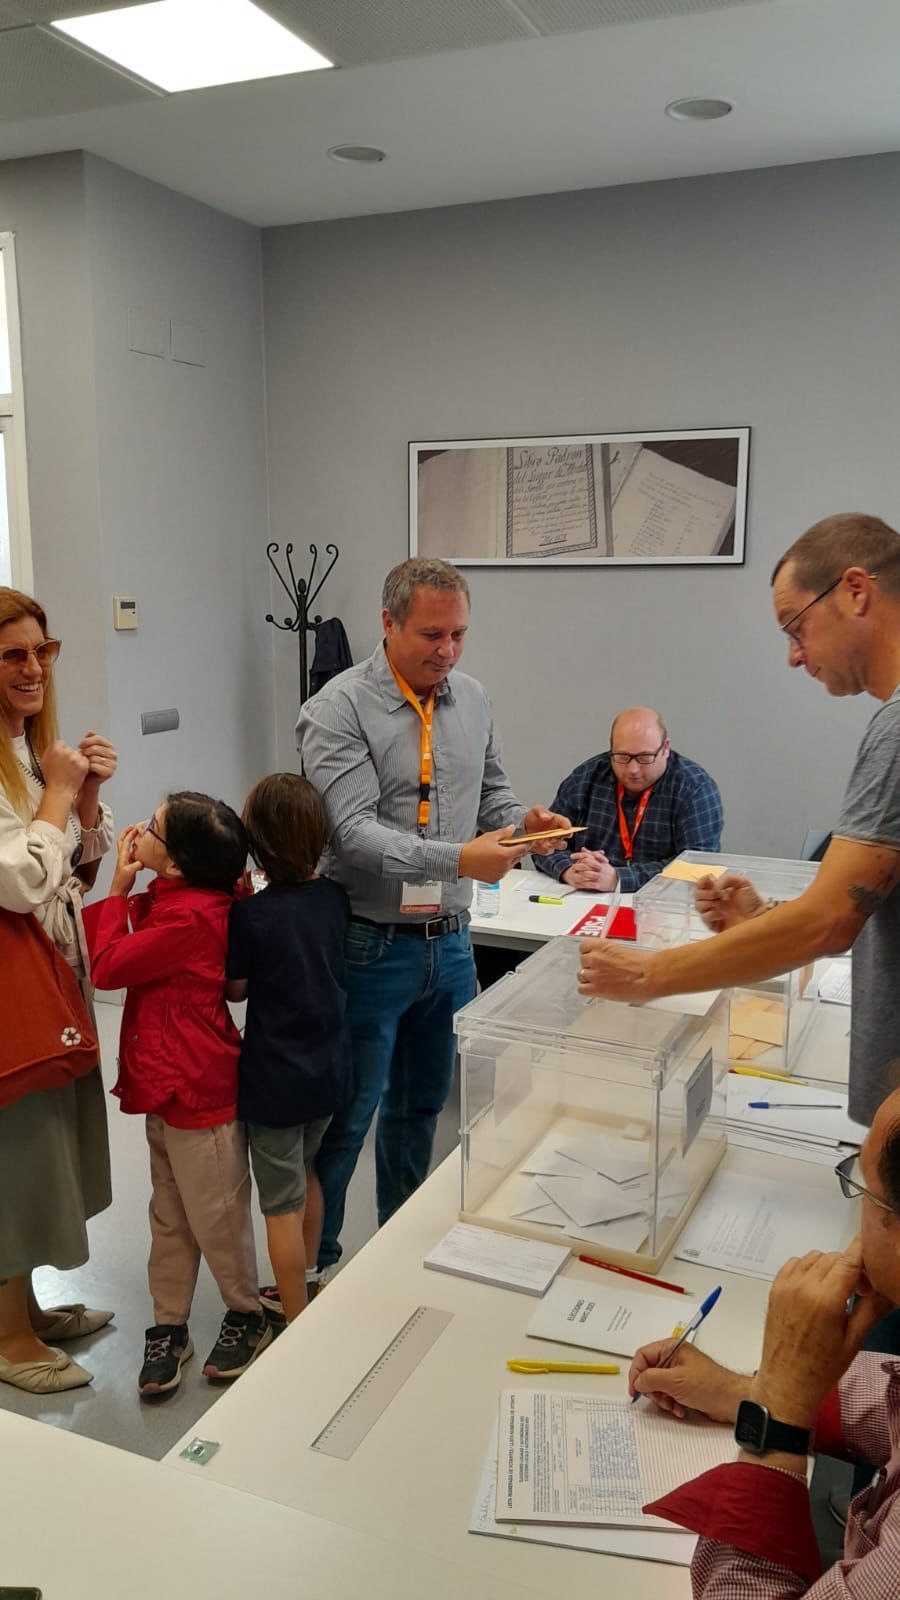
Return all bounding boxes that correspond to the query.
[353,912,470,941]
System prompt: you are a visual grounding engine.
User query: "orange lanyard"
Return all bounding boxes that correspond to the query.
[388,656,436,837]
[616,782,653,861]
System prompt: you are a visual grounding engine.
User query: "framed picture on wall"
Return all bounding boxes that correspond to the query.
[410,427,750,566]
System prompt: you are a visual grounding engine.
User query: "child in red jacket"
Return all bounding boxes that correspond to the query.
[84,791,272,1399]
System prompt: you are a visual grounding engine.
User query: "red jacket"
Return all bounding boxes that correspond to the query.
[83,877,241,1129]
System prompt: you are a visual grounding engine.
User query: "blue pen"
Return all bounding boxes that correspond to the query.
[632,1285,723,1403]
[748,1101,839,1110]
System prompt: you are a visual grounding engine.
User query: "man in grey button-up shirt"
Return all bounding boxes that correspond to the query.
[297,557,568,1274]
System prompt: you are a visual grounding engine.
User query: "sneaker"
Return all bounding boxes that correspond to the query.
[259,1285,286,1321]
[138,1324,193,1397]
[203,1310,273,1381]
[307,1267,330,1301]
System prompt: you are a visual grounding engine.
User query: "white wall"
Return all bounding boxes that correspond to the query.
[82,155,273,834]
[0,154,109,745]
[260,154,900,856]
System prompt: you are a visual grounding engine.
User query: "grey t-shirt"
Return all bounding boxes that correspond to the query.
[834,684,900,1124]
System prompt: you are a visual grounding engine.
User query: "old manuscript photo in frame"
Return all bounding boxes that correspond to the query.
[410,429,750,566]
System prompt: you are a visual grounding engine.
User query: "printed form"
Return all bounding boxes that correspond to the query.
[495,1390,734,1526]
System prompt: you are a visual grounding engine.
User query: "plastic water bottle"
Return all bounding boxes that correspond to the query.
[475,880,501,918]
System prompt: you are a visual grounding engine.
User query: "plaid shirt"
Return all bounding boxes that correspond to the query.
[646,1351,900,1599]
[534,749,723,892]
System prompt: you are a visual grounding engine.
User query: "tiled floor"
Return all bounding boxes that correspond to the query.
[0,1000,461,1460]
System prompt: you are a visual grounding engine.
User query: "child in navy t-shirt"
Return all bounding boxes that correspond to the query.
[227,774,350,1321]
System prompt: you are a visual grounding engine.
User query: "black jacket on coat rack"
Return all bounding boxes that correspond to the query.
[309,618,353,696]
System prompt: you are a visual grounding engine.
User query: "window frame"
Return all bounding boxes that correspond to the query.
[0,232,33,594]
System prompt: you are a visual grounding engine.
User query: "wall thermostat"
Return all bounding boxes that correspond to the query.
[113,596,138,631]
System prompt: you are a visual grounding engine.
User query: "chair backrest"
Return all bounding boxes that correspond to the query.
[800,829,831,862]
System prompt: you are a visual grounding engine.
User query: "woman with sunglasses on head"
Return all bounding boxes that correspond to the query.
[0,587,117,1392]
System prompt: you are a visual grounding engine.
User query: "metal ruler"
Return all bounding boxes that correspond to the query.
[311,1305,454,1460]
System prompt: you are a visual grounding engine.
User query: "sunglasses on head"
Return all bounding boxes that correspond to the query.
[0,639,62,669]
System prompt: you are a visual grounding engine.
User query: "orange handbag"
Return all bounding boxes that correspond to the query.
[0,904,99,1110]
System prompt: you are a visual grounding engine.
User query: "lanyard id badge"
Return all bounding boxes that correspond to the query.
[388,655,443,915]
[616,781,654,862]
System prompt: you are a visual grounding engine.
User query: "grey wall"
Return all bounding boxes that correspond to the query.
[0,154,109,745]
[82,155,273,837]
[261,153,900,856]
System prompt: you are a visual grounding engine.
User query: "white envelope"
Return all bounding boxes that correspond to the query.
[537,1173,649,1228]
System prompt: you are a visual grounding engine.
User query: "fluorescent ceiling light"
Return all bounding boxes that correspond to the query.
[53,0,332,94]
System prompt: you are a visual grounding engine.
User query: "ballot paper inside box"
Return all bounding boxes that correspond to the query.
[455,935,728,1272]
[634,850,820,1075]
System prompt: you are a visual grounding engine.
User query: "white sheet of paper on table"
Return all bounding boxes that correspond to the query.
[526,1278,695,1357]
[674,1168,852,1280]
[495,1390,735,1527]
[423,1223,570,1295]
[726,1081,866,1148]
[817,958,852,1005]
[470,1425,697,1566]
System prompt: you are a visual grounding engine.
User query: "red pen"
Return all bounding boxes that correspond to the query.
[577,1256,688,1294]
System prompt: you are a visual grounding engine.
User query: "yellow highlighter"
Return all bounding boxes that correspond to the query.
[729,1066,808,1086]
[507,1360,620,1375]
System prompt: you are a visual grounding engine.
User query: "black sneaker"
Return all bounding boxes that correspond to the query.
[202,1309,273,1381]
[138,1323,193,1397]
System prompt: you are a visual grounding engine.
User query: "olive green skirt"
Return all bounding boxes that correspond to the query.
[0,1067,112,1279]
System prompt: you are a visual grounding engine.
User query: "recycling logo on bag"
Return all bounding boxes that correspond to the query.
[61,1027,82,1047]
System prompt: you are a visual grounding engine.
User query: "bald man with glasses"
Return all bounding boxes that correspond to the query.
[535,706,723,893]
[622,1082,900,1600]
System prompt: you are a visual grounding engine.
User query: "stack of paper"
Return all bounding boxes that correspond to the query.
[817,958,852,1006]
[721,1079,865,1167]
[526,1278,694,1357]
[470,1423,697,1566]
[728,995,785,1061]
[423,1223,569,1296]
[675,1168,854,1280]
[494,1390,733,1528]
[510,1131,688,1254]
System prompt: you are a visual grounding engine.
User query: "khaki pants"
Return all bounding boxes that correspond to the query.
[146,1115,259,1326]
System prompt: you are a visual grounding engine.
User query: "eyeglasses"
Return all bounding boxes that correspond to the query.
[0,639,62,669]
[835,1151,896,1215]
[780,580,840,642]
[610,740,666,768]
[141,818,166,847]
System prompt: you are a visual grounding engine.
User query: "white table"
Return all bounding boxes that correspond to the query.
[162,1128,852,1599]
[0,1407,545,1600]
[470,869,632,952]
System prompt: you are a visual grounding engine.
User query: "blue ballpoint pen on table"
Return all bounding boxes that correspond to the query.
[747,1101,839,1110]
[632,1285,723,1402]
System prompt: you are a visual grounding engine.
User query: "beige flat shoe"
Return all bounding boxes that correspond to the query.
[39,1304,114,1341]
[0,1346,93,1393]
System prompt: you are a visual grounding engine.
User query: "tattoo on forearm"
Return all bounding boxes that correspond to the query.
[849,884,883,917]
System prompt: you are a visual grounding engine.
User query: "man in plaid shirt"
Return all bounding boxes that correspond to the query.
[534,706,722,894]
[629,1083,900,1598]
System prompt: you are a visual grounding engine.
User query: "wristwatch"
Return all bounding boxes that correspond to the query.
[734,1399,811,1457]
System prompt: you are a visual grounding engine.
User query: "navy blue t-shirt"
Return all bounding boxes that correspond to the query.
[227,877,351,1129]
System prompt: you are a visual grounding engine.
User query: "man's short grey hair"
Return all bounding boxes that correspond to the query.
[382,557,471,623]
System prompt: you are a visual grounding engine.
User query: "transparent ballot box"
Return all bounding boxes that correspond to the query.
[633,851,820,1074]
[456,936,728,1272]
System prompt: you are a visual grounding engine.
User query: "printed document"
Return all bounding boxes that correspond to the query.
[496,1390,734,1526]
[471,1424,696,1565]
[526,1278,693,1357]
[423,1223,569,1296]
[675,1169,852,1280]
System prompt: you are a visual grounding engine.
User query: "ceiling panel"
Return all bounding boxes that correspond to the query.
[0,23,155,121]
[257,0,534,68]
[11,1,157,20]
[513,0,769,28]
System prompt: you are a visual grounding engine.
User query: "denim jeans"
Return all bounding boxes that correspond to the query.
[316,921,476,1269]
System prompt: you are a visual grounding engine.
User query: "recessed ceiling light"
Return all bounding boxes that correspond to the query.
[52,0,332,94]
[665,98,733,121]
[327,145,389,165]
